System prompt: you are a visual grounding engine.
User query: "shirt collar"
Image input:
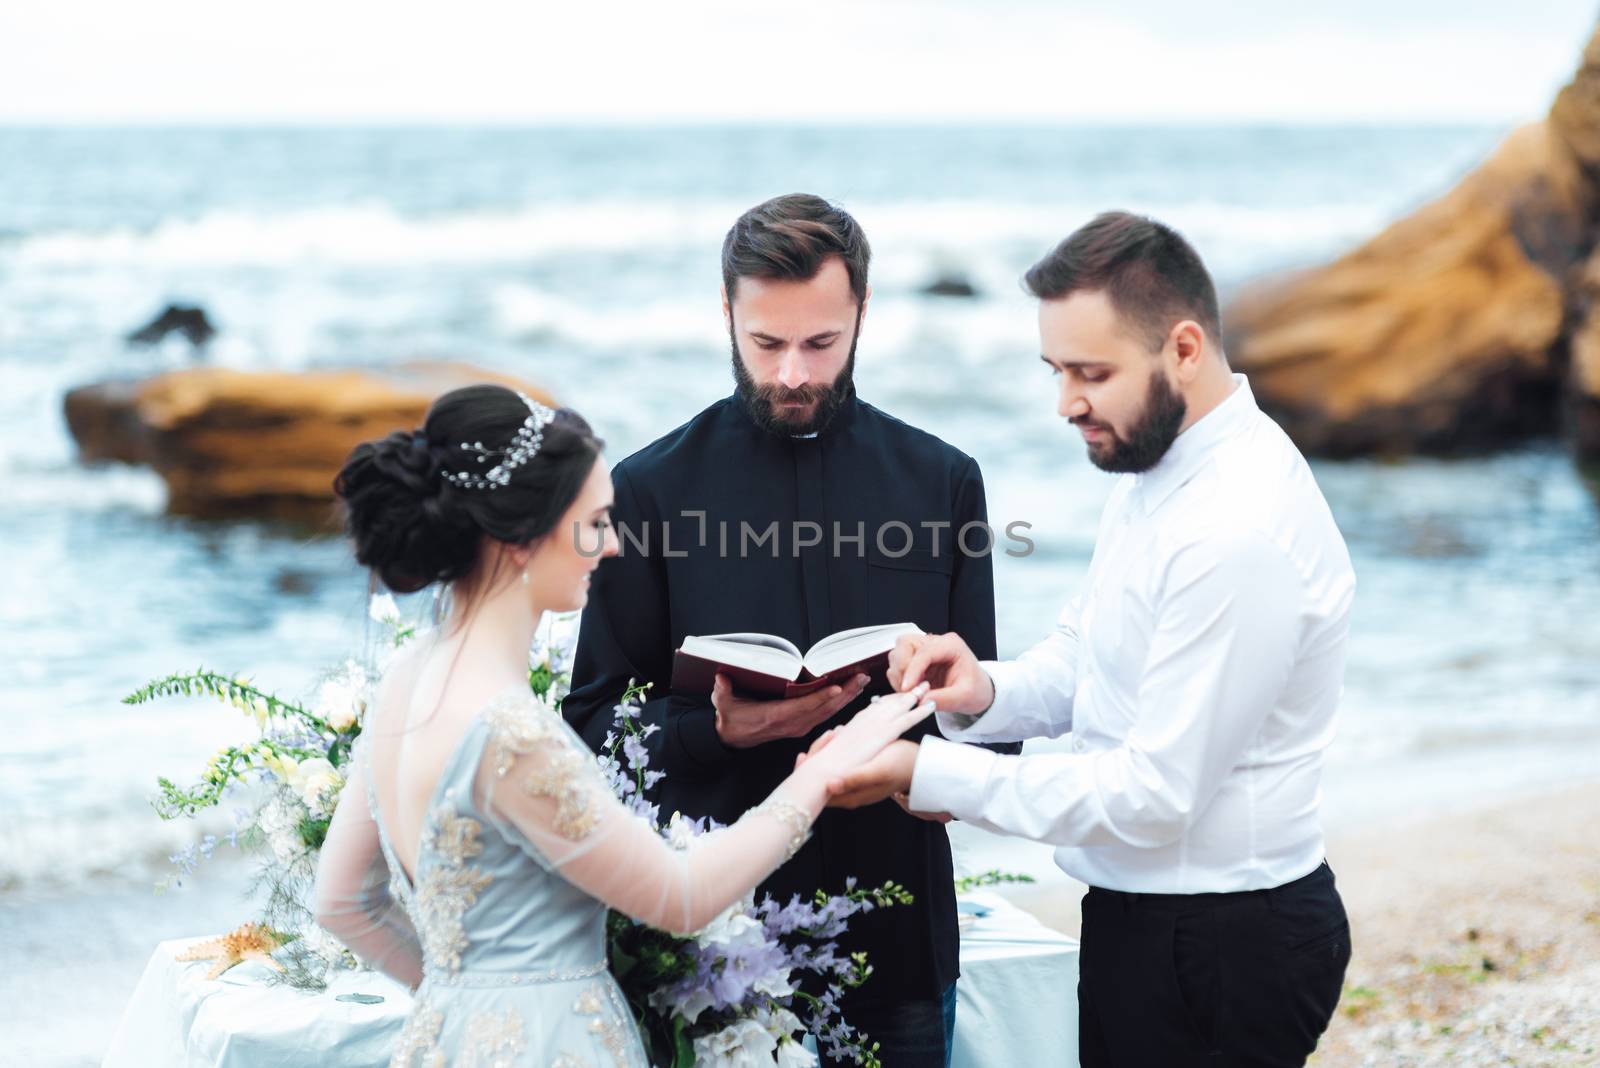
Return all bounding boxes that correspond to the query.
[1133,373,1256,516]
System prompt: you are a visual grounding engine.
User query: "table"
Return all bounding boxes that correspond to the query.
[952,890,1080,1068]
[103,891,1078,1067]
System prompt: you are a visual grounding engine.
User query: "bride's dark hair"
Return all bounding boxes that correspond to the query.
[334,384,604,595]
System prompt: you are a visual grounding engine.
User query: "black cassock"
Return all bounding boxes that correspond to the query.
[564,390,1007,1007]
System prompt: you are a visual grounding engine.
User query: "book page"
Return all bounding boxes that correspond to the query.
[802,622,920,678]
[679,634,804,680]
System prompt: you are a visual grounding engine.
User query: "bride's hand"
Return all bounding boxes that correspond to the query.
[792,682,933,784]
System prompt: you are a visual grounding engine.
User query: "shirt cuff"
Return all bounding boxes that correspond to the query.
[979,659,1023,710]
[909,735,999,820]
[934,662,1015,741]
[934,710,981,739]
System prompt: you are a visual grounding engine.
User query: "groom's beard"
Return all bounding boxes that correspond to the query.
[1075,368,1187,474]
[729,319,859,438]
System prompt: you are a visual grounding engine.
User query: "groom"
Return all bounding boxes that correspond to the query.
[814,212,1356,1066]
[564,193,1007,1066]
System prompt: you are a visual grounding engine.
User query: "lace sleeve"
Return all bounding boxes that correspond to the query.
[311,747,425,989]
[478,696,823,936]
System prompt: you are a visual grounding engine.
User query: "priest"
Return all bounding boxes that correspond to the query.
[565,193,1006,1067]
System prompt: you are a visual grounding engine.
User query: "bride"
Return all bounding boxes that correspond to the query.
[312,384,934,1066]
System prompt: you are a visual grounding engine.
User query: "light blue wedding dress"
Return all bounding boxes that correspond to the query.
[314,678,815,1067]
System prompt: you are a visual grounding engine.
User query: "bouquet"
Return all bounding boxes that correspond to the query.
[134,595,901,1066]
[595,680,908,1067]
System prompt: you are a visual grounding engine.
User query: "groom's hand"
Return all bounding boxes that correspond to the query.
[713,672,870,749]
[888,632,994,715]
[817,738,920,809]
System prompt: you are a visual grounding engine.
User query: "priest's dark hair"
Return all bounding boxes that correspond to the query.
[721,193,871,305]
[1025,211,1223,353]
[333,384,604,595]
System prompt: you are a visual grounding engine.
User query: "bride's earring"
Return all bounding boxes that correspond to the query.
[521,569,530,587]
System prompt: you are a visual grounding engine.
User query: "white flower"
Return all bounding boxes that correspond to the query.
[654,984,715,1026]
[776,1037,817,1068]
[751,968,795,1000]
[692,1017,778,1068]
[251,697,271,730]
[288,757,342,814]
[764,1006,803,1033]
[314,664,368,732]
[695,897,760,946]
[267,829,301,867]
[665,811,699,851]
[368,592,400,625]
[258,792,309,867]
[323,701,360,733]
[760,1006,813,1063]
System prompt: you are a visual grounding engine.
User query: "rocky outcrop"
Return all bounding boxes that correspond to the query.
[1225,24,1600,460]
[64,362,557,520]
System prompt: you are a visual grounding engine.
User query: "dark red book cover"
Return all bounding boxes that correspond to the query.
[669,649,896,700]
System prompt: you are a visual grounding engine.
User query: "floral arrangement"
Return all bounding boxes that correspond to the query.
[595,680,910,1067]
[127,594,414,985]
[133,595,904,1066]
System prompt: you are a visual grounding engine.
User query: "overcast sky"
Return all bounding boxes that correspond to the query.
[3,1,1597,124]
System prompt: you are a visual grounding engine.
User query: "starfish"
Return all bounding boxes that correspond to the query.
[175,922,290,980]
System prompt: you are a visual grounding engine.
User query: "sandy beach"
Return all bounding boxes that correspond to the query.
[1002,781,1600,1066]
[1315,782,1600,1066]
[9,781,1598,1066]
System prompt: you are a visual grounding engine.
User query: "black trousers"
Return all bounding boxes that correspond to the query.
[819,985,957,1068]
[1078,861,1350,1068]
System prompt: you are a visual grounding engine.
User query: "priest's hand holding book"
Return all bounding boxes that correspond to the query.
[668,622,925,749]
[712,670,871,749]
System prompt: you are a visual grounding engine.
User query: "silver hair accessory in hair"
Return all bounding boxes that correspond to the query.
[441,391,557,490]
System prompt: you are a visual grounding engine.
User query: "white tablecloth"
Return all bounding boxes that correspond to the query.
[952,891,1080,1068]
[104,892,1078,1067]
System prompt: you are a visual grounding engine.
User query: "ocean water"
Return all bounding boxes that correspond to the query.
[2,125,1599,1064]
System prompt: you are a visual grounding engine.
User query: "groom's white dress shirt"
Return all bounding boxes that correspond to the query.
[908,374,1355,894]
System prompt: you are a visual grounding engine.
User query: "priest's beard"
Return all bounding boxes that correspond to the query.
[1076,368,1188,473]
[729,319,859,437]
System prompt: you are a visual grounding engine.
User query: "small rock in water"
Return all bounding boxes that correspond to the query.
[920,273,980,298]
[127,304,217,349]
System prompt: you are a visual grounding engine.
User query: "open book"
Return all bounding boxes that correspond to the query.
[670,622,922,699]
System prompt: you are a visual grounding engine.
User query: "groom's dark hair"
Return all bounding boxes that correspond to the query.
[722,193,871,305]
[1025,211,1223,353]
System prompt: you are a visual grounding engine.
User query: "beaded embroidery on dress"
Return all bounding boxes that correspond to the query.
[363,690,647,1067]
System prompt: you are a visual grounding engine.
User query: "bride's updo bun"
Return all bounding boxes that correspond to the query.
[334,384,604,594]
